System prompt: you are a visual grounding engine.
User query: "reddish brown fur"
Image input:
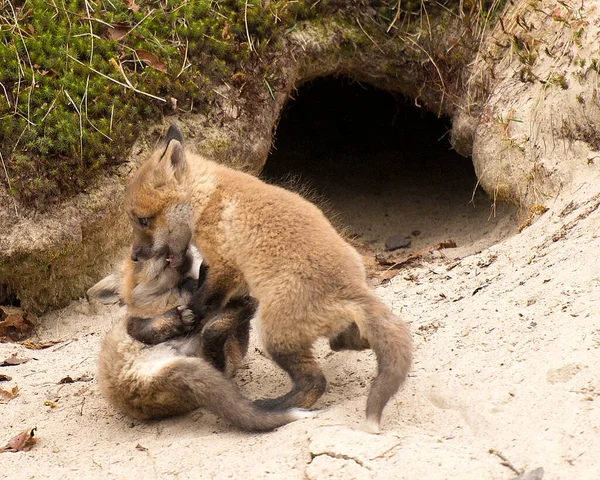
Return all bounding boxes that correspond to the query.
[90,251,307,430]
[124,128,413,430]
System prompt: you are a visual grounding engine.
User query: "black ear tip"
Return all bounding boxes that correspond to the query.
[165,125,184,144]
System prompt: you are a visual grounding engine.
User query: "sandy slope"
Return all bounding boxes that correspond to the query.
[1,183,599,480]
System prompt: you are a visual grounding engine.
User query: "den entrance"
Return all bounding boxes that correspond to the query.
[261,77,517,267]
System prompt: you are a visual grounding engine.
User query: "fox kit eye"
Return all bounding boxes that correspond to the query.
[138,217,149,228]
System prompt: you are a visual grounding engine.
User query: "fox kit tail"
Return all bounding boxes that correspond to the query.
[154,357,311,431]
[359,296,412,433]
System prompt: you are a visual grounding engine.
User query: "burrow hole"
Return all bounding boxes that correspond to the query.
[261,76,517,260]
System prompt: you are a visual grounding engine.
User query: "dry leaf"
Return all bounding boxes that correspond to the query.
[231,72,247,86]
[44,400,57,408]
[1,353,32,366]
[58,375,93,385]
[222,21,231,40]
[0,374,12,381]
[19,339,64,350]
[122,0,139,13]
[107,23,131,41]
[57,375,92,384]
[136,49,168,73]
[0,306,37,342]
[135,443,148,452]
[20,8,33,20]
[0,385,19,404]
[0,427,37,453]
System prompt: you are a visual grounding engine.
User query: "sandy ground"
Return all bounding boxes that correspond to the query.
[2,175,600,479]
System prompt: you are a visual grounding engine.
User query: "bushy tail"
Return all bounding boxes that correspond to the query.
[358,296,413,432]
[163,358,311,431]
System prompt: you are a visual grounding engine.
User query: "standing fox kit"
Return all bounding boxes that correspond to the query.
[89,247,307,431]
[125,125,413,432]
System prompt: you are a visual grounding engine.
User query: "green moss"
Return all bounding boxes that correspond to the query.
[0,0,323,207]
[1,0,509,209]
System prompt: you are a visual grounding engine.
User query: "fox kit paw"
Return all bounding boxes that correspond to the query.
[176,306,196,327]
[127,306,198,345]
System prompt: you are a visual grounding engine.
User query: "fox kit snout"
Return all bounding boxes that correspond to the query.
[124,125,413,431]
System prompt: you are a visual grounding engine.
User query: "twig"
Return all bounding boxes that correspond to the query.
[177,39,191,78]
[8,1,36,126]
[356,17,385,54]
[0,81,11,108]
[489,448,522,475]
[60,0,72,29]
[244,0,253,51]
[83,75,112,142]
[387,0,402,33]
[117,60,167,103]
[83,0,94,63]
[0,151,19,217]
[80,16,112,28]
[118,9,155,41]
[369,440,403,460]
[67,54,166,103]
[377,241,457,269]
[40,92,60,123]
[401,34,446,113]
[64,90,83,164]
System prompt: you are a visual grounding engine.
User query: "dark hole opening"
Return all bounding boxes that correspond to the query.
[0,285,21,308]
[262,76,517,259]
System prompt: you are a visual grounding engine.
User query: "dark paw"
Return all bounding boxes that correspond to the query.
[202,317,232,341]
[176,306,196,328]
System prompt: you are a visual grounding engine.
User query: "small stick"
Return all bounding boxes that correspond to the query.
[118,9,155,41]
[244,0,253,51]
[401,34,446,105]
[8,1,36,125]
[0,151,19,216]
[64,90,83,164]
[489,448,522,475]
[387,0,402,33]
[356,17,385,54]
[67,54,166,103]
[40,91,60,123]
[0,81,11,108]
[177,39,191,78]
[83,0,94,63]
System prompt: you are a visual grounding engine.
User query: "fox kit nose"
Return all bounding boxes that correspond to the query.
[130,248,140,262]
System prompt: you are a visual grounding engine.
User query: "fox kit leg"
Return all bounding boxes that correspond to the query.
[254,345,327,410]
[329,323,370,351]
[254,307,326,410]
[201,296,255,375]
[127,306,196,345]
[188,260,243,317]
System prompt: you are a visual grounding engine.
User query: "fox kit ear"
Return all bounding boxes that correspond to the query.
[164,124,184,144]
[87,273,121,304]
[160,138,186,182]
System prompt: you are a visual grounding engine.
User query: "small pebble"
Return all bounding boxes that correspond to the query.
[385,235,411,251]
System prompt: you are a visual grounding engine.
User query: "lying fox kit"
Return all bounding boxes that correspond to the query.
[89,247,309,430]
[124,125,413,432]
